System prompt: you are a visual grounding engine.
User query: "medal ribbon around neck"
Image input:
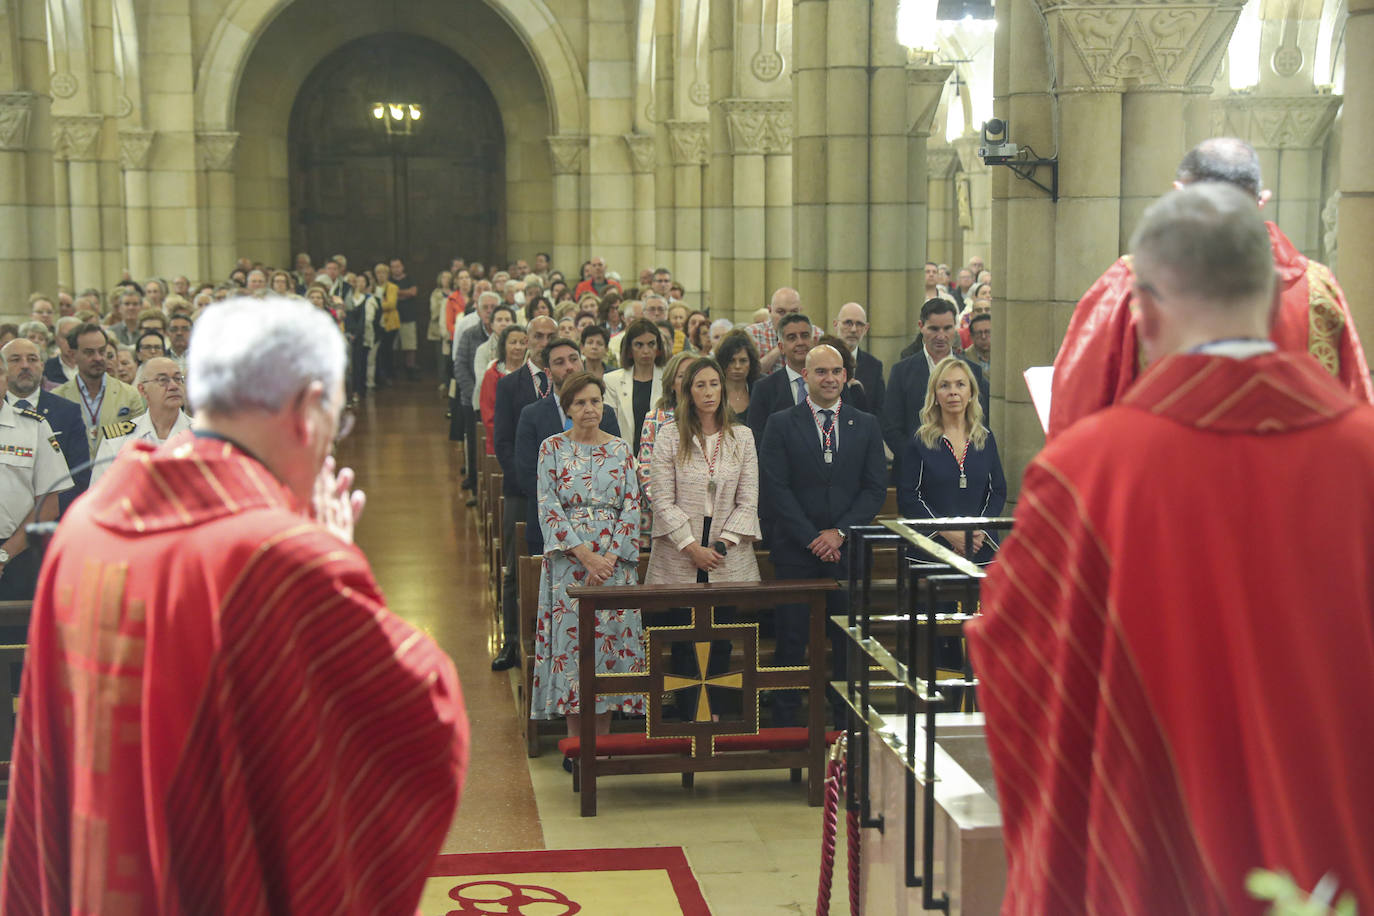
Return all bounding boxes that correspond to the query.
[943,436,970,487]
[806,397,835,458]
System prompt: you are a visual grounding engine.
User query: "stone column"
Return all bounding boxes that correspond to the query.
[666,120,708,303]
[1215,94,1341,256]
[763,108,793,301]
[897,62,953,357]
[547,136,588,278]
[196,131,239,282]
[0,93,37,297]
[52,115,105,290]
[717,100,792,320]
[989,0,1241,492]
[653,4,677,272]
[624,134,657,278]
[1338,0,1374,340]
[119,129,156,281]
[926,146,960,269]
[865,0,914,347]
[791,0,827,317]
[952,134,992,262]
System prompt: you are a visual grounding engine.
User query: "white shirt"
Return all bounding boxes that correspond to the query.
[90,409,192,486]
[0,399,72,539]
[785,365,807,404]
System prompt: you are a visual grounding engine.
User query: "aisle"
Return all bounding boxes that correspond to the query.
[334,380,544,853]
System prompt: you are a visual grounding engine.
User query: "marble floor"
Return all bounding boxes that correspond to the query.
[340,380,850,915]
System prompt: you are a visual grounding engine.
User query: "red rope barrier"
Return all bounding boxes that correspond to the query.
[847,796,861,915]
[816,754,842,915]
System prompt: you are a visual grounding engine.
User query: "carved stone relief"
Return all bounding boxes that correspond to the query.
[718,99,792,155]
[622,133,656,173]
[666,120,709,165]
[546,135,588,175]
[118,128,155,171]
[1322,191,1338,262]
[1214,94,1342,149]
[1041,0,1243,91]
[196,131,240,171]
[52,114,103,161]
[0,93,37,151]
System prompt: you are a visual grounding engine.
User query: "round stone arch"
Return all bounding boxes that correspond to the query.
[194,0,586,263]
[195,0,586,134]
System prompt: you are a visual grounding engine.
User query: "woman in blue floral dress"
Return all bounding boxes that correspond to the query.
[530,372,646,735]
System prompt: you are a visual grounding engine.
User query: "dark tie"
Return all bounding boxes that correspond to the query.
[536,371,549,399]
[15,399,31,411]
[819,408,834,449]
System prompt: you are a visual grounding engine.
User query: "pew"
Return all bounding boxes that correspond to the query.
[565,579,835,817]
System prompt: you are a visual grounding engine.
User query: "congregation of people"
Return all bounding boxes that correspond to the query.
[453,249,1005,742]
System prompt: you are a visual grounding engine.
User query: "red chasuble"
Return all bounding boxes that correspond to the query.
[1049,221,1374,439]
[1,433,469,915]
[968,352,1374,915]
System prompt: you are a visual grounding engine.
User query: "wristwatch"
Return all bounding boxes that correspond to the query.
[834,529,847,543]
[0,548,11,564]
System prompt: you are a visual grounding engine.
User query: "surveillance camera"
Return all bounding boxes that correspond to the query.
[979,118,1019,165]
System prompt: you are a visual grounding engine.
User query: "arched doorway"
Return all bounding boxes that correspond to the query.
[288,33,505,290]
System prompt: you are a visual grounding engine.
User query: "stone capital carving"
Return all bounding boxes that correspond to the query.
[118,128,155,170]
[546,135,588,175]
[1039,0,1244,92]
[0,92,38,151]
[666,120,709,166]
[622,133,655,172]
[926,146,960,178]
[1213,93,1342,149]
[52,114,103,161]
[196,131,239,171]
[718,99,793,155]
[906,63,954,138]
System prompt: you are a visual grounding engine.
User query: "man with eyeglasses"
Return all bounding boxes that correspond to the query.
[89,357,191,485]
[3,337,87,513]
[52,321,146,455]
[3,297,468,914]
[832,302,884,413]
[133,329,166,365]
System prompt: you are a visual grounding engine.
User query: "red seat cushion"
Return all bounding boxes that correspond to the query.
[558,728,841,758]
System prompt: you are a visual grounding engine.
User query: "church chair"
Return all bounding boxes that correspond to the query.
[491,487,505,604]
[0,599,32,822]
[517,551,549,757]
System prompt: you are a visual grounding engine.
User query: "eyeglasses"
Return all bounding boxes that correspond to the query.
[148,374,185,388]
[138,344,165,353]
[837,320,868,329]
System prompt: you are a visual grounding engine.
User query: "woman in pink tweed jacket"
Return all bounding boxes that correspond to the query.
[644,358,761,585]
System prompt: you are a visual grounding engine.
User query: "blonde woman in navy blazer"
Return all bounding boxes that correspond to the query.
[898,356,1006,563]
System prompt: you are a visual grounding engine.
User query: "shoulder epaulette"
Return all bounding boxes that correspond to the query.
[16,407,43,422]
[101,419,137,439]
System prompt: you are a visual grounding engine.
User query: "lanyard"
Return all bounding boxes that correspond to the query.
[943,436,970,489]
[77,376,106,428]
[702,431,722,500]
[806,397,836,462]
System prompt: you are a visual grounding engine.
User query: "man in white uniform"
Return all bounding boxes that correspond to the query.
[0,373,72,599]
[91,356,191,485]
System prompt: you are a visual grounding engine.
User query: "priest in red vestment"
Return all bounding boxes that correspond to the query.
[1,298,469,914]
[968,183,1374,914]
[1049,137,1373,439]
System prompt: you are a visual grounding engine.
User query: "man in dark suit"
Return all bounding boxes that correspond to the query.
[4,338,88,513]
[833,302,884,414]
[42,317,80,390]
[514,338,621,557]
[760,344,887,727]
[491,315,557,670]
[747,313,817,449]
[883,298,989,474]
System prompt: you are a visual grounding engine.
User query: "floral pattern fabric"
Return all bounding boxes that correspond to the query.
[529,434,646,719]
[635,406,674,540]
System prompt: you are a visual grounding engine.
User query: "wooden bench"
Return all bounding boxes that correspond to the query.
[565,579,835,816]
[557,728,843,791]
